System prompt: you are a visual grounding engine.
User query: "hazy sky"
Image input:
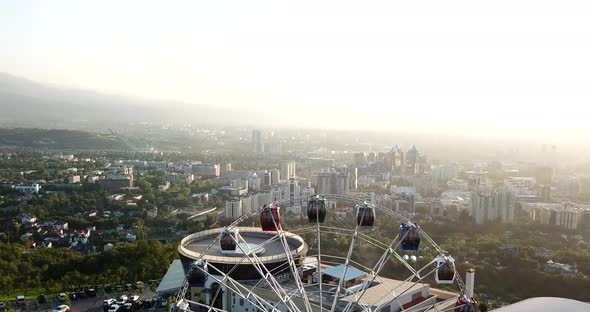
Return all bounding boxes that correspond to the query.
[1,1,590,141]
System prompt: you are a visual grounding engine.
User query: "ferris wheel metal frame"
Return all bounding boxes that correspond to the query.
[174,193,472,312]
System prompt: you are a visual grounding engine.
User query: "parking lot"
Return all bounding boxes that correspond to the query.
[72,289,160,312]
[2,288,166,312]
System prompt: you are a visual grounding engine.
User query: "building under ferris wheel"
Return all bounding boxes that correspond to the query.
[171,194,479,312]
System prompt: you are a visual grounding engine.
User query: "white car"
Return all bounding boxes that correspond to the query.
[16,296,25,306]
[103,299,116,307]
[116,295,128,305]
[57,293,66,301]
[52,304,70,312]
[129,295,139,303]
[108,304,120,312]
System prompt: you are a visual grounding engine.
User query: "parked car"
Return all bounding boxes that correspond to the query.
[116,295,128,305]
[88,288,97,297]
[16,295,26,306]
[108,304,120,312]
[0,302,7,310]
[77,290,87,298]
[58,293,66,301]
[68,293,77,301]
[52,304,70,312]
[103,299,116,307]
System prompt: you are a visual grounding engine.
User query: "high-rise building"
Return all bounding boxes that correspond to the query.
[242,196,253,215]
[315,168,350,195]
[225,198,243,219]
[395,192,416,214]
[242,193,272,215]
[471,189,514,224]
[350,167,358,190]
[271,169,280,185]
[248,173,262,192]
[390,145,404,173]
[496,190,514,223]
[263,171,272,187]
[230,179,249,190]
[523,202,587,230]
[280,162,296,180]
[404,145,427,175]
[192,163,221,178]
[431,163,459,183]
[288,178,300,206]
[252,129,264,153]
[555,208,580,230]
[271,185,285,202]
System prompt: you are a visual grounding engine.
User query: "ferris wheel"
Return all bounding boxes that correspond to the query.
[174,194,478,312]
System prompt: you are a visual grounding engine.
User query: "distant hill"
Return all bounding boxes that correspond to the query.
[0,72,256,129]
[0,128,129,150]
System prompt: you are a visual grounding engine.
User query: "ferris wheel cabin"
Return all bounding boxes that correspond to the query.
[435,255,456,284]
[307,195,327,223]
[356,202,376,227]
[400,222,421,251]
[260,204,281,231]
[220,228,239,252]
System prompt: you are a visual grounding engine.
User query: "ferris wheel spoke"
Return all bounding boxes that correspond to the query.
[350,234,441,312]
[181,298,225,312]
[328,219,362,312]
[354,264,422,312]
[307,255,374,273]
[206,257,268,312]
[423,295,464,312]
[340,233,402,312]
[177,229,233,304]
[369,259,443,312]
[231,232,303,312]
[193,263,272,312]
[315,220,324,312]
[201,227,308,312]
[276,223,314,312]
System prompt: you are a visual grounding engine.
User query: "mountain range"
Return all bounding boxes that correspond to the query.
[0,73,256,130]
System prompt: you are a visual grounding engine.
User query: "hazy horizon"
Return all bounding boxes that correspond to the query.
[2,1,590,142]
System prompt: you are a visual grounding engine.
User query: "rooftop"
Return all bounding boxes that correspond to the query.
[179,227,306,264]
[156,259,185,295]
[321,264,367,282]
